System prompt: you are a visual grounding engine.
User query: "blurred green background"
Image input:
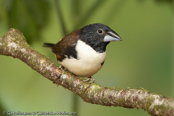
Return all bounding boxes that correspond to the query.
[0,0,173,116]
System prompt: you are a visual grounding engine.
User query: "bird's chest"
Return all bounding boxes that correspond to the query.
[59,40,106,77]
[76,44,106,70]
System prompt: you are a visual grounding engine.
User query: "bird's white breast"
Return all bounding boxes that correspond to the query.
[59,40,106,77]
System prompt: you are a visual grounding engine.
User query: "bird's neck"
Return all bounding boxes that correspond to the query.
[91,42,109,53]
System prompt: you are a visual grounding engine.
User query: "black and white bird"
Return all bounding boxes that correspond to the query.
[44,23,122,78]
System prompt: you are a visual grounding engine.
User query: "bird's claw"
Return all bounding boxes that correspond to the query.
[83,77,95,84]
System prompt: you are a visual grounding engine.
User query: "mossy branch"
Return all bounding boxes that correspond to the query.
[0,28,174,116]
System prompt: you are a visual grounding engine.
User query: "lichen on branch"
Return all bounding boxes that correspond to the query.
[0,28,174,116]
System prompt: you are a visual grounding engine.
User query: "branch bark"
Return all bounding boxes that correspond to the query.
[0,28,174,116]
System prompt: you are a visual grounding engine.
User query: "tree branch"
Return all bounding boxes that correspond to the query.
[0,28,174,116]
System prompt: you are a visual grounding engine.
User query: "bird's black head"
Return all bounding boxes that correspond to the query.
[78,23,122,53]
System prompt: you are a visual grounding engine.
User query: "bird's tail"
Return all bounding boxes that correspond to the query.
[43,43,55,48]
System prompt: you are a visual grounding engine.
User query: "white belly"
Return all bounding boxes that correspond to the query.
[59,40,106,77]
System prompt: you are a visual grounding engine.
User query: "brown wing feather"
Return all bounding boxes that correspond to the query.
[52,29,80,61]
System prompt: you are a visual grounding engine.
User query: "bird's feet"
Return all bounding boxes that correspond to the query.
[83,76,95,84]
[58,65,66,70]
[59,65,95,83]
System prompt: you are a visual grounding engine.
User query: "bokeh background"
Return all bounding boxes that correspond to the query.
[0,0,173,116]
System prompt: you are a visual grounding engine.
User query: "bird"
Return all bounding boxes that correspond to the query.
[44,23,122,79]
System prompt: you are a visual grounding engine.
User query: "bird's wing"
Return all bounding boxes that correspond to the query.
[52,29,80,61]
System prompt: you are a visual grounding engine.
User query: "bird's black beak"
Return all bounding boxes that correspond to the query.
[103,31,122,42]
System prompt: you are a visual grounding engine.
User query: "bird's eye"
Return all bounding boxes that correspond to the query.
[97,29,104,35]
